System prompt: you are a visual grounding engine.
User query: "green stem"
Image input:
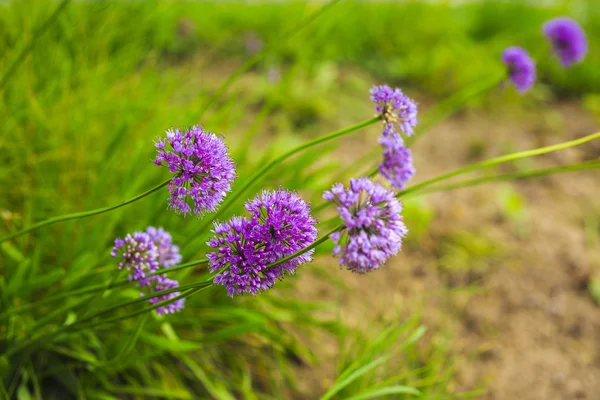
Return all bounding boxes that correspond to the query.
[0,179,171,243]
[196,117,380,233]
[0,259,208,320]
[196,0,342,121]
[398,131,600,198]
[67,286,209,333]
[4,279,213,357]
[408,160,600,196]
[266,226,341,270]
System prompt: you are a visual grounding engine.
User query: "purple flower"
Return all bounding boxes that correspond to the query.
[543,17,587,68]
[378,130,415,189]
[207,190,317,297]
[146,226,182,268]
[370,85,418,136]
[154,126,236,216]
[111,231,160,281]
[245,190,318,275]
[323,178,408,273]
[502,47,536,93]
[141,274,185,316]
[112,227,184,315]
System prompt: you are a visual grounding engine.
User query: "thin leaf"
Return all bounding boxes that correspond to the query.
[344,385,421,400]
[321,356,391,400]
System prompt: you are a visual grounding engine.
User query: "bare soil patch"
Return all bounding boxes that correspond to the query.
[295,102,600,399]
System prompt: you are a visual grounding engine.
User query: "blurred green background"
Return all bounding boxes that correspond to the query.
[1,0,599,399]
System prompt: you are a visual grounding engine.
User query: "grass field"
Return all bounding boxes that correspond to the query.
[1,0,599,398]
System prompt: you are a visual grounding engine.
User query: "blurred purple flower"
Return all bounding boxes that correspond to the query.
[244,31,264,55]
[112,227,184,315]
[112,231,160,281]
[154,126,236,216]
[543,17,587,68]
[141,274,185,316]
[370,85,418,136]
[378,129,415,189]
[502,47,536,93]
[323,178,408,273]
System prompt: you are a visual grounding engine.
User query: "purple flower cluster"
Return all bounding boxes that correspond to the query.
[370,85,418,137]
[207,189,317,297]
[502,47,536,93]
[154,126,236,216]
[141,274,185,316]
[378,129,415,190]
[323,178,408,273]
[543,17,587,68]
[370,85,417,189]
[112,227,184,315]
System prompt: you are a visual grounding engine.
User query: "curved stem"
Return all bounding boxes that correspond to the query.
[197,117,380,233]
[0,259,208,320]
[0,179,171,243]
[406,160,600,197]
[266,226,341,270]
[4,279,213,357]
[69,287,208,333]
[398,131,600,198]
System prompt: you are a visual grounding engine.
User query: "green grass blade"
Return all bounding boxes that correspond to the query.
[320,356,391,400]
[344,385,421,400]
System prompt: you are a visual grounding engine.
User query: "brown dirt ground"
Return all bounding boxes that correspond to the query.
[293,101,600,399]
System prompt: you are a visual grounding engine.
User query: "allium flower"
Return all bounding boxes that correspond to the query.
[378,130,415,189]
[370,85,418,136]
[323,178,408,273]
[112,231,159,281]
[154,126,236,216]
[207,190,317,297]
[141,274,185,316]
[502,47,536,93]
[146,226,182,268]
[112,227,184,315]
[543,17,587,68]
[245,190,318,274]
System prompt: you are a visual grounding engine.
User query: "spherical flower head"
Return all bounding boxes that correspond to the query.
[502,47,536,94]
[112,226,181,282]
[145,226,182,268]
[370,85,418,136]
[323,178,408,273]
[141,274,185,316]
[154,126,236,216]
[543,17,587,68]
[111,232,159,281]
[245,189,318,275]
[207,190,317,297]
[207,216,277,297]
[378,130,415,189]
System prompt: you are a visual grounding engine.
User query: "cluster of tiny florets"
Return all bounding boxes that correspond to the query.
[111,231,160,281]
[378,129,416,190]
[502,47,536,94]
[370,85,418,137]
[207,189,317,297]
[112,227,184,315]
[543,17,587,68]
[141,274,185,316]
[154,126,236,216]
[323,178,408,273]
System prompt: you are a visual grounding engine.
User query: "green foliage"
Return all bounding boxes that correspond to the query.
[0,0,598,398]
